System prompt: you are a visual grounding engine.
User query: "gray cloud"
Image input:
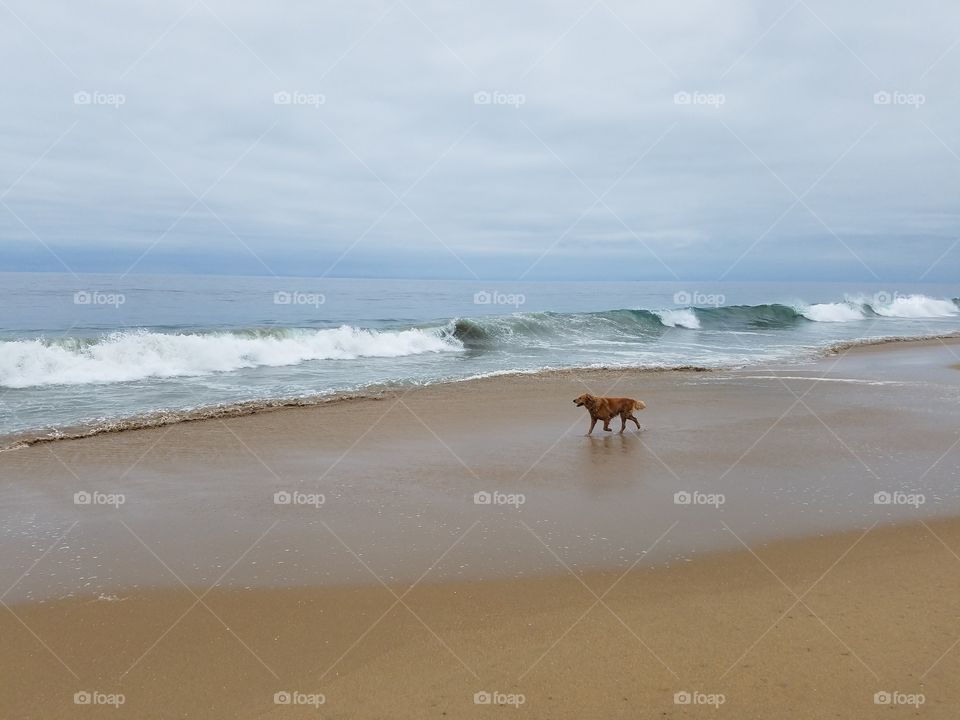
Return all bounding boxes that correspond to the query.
[1,0,958,280]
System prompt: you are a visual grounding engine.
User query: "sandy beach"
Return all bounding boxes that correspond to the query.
[2,338,959,717]
[5,0,960,713]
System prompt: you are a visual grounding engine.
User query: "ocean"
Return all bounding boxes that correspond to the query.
[1,273,958,446]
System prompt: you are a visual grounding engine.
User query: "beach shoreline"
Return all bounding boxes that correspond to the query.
[2,335,960,717]
[2,336,959,597]
[4,330,958,452]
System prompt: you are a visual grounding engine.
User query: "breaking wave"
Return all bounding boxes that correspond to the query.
[0,327,460,388]
[445,294,959,349]
[800,302,867,322]
[3,295,957,389]
[655,309,701,329]
[869,295,958,318]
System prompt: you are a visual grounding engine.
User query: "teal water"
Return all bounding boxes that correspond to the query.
[1,273,958,440]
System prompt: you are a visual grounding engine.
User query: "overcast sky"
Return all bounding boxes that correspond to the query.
[1,0,958,281]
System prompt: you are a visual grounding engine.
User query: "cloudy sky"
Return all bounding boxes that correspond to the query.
[1,0,958,281]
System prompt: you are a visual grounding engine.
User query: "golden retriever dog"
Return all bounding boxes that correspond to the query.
[573,393,646,435]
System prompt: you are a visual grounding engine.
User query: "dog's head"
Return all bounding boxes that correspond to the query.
[573,393,595,408]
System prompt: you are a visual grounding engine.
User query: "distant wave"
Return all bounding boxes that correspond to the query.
[677,293,958,327]
[447,294,960,349]
[869,294,958,318]
[0,327,460,388]
[695,303,803,327]
[3,294,957,389]
[444,303,812,349]
[802,294,959,322]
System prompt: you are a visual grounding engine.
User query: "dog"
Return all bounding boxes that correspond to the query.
[573,393,646,435]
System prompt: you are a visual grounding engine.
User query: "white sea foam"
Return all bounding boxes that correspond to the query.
[800,302,866,322]
[799,294,957,322]
[0,327,461,388]
[656,309,701,329]
[870,294,958,318]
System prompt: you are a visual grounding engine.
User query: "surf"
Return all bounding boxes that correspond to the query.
[0,327,462,388]
[3,294,958,389]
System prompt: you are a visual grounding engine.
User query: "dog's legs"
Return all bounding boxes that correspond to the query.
[618,414,627,433]
[587,417,597,435]
[603,419,612,432]
[628,414,641,429]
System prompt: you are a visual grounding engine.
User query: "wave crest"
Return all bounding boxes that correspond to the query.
[800,302,866,322]
[870,294,958,318]
[0,327,461,388]
[3,294,957,389]
[655,309,701,329]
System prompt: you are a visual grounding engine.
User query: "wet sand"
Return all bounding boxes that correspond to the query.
[1,338,959,717]
[5,519,960,718]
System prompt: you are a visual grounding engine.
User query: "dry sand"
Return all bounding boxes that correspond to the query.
[2,338,960,717]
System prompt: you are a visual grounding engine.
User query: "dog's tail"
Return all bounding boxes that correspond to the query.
[634,399,646,411]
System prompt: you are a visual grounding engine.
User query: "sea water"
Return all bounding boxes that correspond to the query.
[1,273,957,443]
